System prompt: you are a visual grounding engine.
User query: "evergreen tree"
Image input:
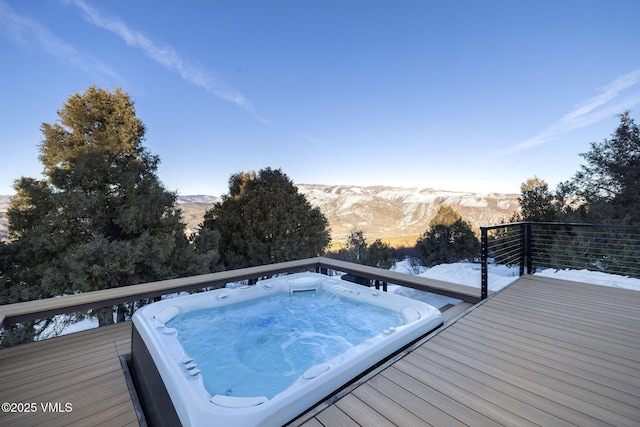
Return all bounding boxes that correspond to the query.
[366,238,395,269]
[416,205,479,267]
[0,241,38,346]
[200,167,330,269]
[566,111,640,223]
[518,176,557,222]
[339,230,395,269]
[345,230,368,263]
[5,86,219,331]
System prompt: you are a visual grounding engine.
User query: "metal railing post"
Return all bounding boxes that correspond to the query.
[480,227,488,300]
[526,223,532,274]
[519,223,525,276]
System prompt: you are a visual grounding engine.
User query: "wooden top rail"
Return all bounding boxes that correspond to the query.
[0,257,481,327]
[316,257,481,302]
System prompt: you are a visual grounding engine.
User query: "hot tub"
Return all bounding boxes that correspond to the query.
[131,273,442,426]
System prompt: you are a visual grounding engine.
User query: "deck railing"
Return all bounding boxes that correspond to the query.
[0,256,481,346]
[480,222,640,298]
[5,222,638,344]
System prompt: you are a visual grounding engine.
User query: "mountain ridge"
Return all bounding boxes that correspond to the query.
[0,185,520,243]
[295,184,519,241]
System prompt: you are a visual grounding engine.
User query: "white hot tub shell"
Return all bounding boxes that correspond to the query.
[131,273,443,427]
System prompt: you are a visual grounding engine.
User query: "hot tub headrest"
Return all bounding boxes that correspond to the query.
[154,306,180,325]
[210,395,268,408]
[401,306,421,322]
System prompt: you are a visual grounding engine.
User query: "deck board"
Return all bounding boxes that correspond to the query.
[314,404,360,427]
[440,301,473,324]
[359,376,445,426]
[446,324,640,395]
[0,322,136,427]
[378,366,501,427]
[334,393,396,427]
[436,331,640,419]
[418,340,634,426]
[297,275,640,426]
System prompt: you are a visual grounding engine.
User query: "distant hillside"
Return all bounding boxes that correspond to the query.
[296,184,519,242]
[0,185,520,245]
[177,195,221,234]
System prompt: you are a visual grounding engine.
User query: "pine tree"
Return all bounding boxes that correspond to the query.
[518,177,557,222]
[567,111,640,223]
[366,239,395,269]
[416,205,479,267]
[345,230,368,263]
[339,230,395,269]
[200,167,330,269]
[5,86,219,331]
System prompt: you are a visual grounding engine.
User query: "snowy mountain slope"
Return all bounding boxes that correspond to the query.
[0,185,520,242]
[177,195,222,234]
[296,184,520,240]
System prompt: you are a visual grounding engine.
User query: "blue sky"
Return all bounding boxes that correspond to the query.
[1,0,639,196]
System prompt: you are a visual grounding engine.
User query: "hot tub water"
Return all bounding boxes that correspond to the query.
[167,290,406,399]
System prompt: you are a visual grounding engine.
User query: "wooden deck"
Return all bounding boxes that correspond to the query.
[297,275,640,426]
[0,322,137,427]
[1,275,639,426]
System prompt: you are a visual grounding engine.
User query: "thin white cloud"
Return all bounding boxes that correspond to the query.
[562,69,640,123]
[0,1,118,78]
[72,0,268,124]
[488,68,640,158]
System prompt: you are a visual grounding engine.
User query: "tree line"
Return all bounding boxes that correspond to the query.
[1,86,637,346]
[514,111,639,225]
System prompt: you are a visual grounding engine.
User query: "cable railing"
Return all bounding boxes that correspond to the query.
[480,222,640,298]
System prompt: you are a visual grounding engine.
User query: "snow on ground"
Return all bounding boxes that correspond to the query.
[420,262,520,292]
[38,315,99,341]
[387,258,640,308]
[388,259,521,308]
[391,258,521,291]
[536,268,640,291]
